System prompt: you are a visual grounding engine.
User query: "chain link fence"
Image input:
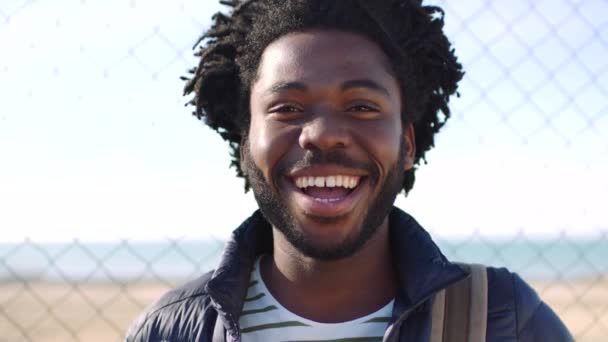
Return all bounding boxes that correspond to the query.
[2,235,607,341]
[1,0,607,341]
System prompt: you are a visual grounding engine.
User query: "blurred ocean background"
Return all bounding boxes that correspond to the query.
[3,238,606,282]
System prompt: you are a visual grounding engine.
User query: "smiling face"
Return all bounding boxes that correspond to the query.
[243,30,415,260]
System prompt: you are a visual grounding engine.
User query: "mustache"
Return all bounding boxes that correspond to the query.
[273,150,380,183]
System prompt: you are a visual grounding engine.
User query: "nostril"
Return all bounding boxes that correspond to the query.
[301,142,322,152]
[297,116,352,151]
[299,129,351,151]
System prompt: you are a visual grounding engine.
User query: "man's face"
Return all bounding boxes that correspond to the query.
[243,30,415,260]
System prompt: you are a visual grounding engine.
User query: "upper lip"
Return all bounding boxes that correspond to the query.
[287,164,368,179]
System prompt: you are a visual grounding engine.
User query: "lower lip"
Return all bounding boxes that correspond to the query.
[287,179,366,217]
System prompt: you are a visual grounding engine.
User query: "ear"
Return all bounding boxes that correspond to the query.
[403,123,416,171]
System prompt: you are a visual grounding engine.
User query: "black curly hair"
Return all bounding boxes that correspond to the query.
[182,0,463,194]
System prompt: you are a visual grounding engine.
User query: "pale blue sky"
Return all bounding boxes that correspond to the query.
[0,0,606,241]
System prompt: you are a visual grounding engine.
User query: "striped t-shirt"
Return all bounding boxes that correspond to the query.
[238,256,394,342]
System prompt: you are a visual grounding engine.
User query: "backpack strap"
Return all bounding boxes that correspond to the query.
[467,264,488,341]
[430,263,488,342]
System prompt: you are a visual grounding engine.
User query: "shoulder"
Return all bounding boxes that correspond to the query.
[125,270,217,342]
[484,267,573,341]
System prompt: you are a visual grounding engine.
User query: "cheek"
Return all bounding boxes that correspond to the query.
[248,119,297,181]
[353,119,403,169]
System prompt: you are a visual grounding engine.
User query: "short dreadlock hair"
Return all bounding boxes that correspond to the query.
[183,0,463,194]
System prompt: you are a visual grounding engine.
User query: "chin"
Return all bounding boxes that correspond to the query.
[299,209,358,234]
[285,214,372,260]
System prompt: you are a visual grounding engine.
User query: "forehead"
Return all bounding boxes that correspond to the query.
[254,30,396,88]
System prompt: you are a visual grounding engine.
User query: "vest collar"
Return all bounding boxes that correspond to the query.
[206,207,467,332]
[387,208,467,310]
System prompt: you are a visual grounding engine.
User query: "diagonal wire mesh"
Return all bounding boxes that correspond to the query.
[0,0,606,341]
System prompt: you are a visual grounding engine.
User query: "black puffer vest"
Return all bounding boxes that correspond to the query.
[126,208,572,341]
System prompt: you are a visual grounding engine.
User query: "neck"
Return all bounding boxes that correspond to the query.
[262,218,396,323]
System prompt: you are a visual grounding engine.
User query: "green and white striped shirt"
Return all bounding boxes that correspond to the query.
[238,256,394,342]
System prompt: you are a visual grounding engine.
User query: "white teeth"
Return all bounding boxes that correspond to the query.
[294,175,361,189]
[314,197,342,203]
[314,177,324,187]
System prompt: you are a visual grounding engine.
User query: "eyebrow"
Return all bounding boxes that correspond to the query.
[265,79,390,97]
[340,79,390,97]
[266,81,308,95]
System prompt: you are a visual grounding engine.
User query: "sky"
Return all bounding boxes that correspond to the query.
[0,0,606,242]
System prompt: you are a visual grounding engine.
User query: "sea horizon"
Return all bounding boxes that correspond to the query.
[1,238,606,282]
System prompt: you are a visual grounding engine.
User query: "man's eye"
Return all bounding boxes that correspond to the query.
[347,104,378,112]
[270,105,302,113]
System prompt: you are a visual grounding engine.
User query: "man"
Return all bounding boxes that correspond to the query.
[126,0,573,341]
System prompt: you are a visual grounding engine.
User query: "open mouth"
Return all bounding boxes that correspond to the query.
[294,175,363,202]
[287,174,367,217]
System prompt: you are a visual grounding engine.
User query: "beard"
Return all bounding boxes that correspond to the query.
[241,139,405,261]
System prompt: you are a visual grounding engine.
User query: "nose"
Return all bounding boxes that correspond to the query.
[298,113,352,152]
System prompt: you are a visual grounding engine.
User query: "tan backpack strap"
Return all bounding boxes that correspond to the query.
[429,288,446,342]
[430,263,488,342]
[444,268,472,342]
[467,264,488,342]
